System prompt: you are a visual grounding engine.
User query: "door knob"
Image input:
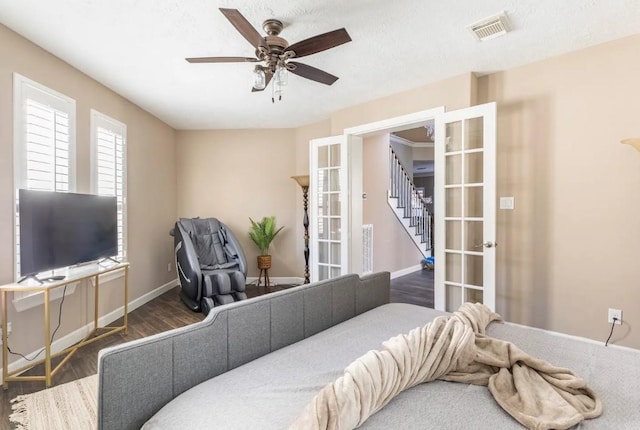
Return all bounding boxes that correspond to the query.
[474,241,497,248]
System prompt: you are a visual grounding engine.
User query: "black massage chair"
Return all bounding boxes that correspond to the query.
[170,218,247,315]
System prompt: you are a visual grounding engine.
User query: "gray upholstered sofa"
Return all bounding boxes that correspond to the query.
[97,272,391,430]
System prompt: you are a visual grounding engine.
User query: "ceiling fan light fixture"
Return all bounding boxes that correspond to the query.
[272,79,283,103]
[253,66,266,90]
[275,65,288,86]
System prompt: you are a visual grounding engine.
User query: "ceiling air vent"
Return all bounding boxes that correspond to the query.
[468,12,510,41]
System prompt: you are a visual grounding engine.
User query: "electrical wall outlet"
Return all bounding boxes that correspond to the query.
[167,263,172,272]
[608,308,622,325]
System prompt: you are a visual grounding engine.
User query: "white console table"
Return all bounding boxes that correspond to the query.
[1,262,129,388]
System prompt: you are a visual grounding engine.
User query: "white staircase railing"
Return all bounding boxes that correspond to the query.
[388,147,432,257]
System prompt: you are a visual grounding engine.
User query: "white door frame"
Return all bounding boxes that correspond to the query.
[338,105,496,312]
[308,108,445,281]
[342,107,445,275]
[343,107,445,138]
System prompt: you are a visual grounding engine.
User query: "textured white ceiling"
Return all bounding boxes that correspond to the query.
[1,0,639,129]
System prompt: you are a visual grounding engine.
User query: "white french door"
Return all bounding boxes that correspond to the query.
[434,102,497,311]
[309,135,363,282]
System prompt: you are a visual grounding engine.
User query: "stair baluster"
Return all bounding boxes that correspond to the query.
[387,147,433,257]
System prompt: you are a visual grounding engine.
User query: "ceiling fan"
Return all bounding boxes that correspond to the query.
[186,8,352,101]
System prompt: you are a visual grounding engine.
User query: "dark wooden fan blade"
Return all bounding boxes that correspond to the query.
[288,62,339,85]
[219,8,268,50]
[285,28,351,58]
[186,56,259,63]
[252,73,273,92]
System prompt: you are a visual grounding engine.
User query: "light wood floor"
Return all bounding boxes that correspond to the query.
[0,270,433,429]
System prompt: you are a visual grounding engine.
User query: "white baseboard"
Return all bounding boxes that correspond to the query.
[390,265,423,279]
[503,321,639,353]
[0,278,179,382]
[126,278,179,314]
[246,276,304,286]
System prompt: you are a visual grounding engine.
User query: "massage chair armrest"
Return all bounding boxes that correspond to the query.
[220,221,247,276]
[174,222,202,298]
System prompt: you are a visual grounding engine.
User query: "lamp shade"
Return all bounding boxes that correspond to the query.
[291,175,310,187]
[621,138,640,152]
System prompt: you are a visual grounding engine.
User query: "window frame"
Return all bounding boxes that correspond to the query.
[90,109,128,268]
[12,73,78,310]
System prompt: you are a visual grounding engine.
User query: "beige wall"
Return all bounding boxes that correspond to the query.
[0,24,177,364]
[479,34,640,348]
[330,73,477,134]
[175,129,299,278]
[364,135,424,272]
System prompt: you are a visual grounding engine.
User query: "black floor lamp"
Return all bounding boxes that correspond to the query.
[291,175,310,284]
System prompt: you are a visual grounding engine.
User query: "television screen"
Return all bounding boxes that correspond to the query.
[19,189,118,276]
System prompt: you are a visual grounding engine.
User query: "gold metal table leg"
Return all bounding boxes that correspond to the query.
[94,274,99,331]
[123,265,129,335]
[2,290,8,390]
[44,289,51,388]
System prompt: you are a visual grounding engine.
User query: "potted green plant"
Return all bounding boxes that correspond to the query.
[248,216,284,271]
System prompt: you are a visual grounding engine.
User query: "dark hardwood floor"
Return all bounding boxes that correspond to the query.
[391,268,434,308]
[0,271,433,429]
[0,286,204,430]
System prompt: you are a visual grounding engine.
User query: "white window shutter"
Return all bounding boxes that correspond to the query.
[91,110,127,261]
[13,73,76,279]
[24,99,71,192]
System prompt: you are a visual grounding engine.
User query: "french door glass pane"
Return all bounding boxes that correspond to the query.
[465,288,483,303]
[464,221,483,252]
[445,252,462,284]
[465,117,484,150]
[446,285,462,312]
[446,121,462,152]
[445,154,462,185]
[328,169,340,191]
[465,152,483,183]
[318,147,329,168]
[329,193,340,216]
[319,265,329,281]
[319,242,329,264]
[445,220,461,250]
[319,193,328,218]
[330,243,341,265]
[464,187,483,217]
[330,218,341,240]
[465,255,483,287]
[445,188,461,217]
[330,144,341,165]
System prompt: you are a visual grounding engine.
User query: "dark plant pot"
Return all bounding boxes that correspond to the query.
[257,255,272,270]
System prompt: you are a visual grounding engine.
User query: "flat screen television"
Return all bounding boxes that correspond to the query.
[19,189,118,277]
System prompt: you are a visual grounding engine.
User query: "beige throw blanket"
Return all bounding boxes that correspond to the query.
[290,303,602,430]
